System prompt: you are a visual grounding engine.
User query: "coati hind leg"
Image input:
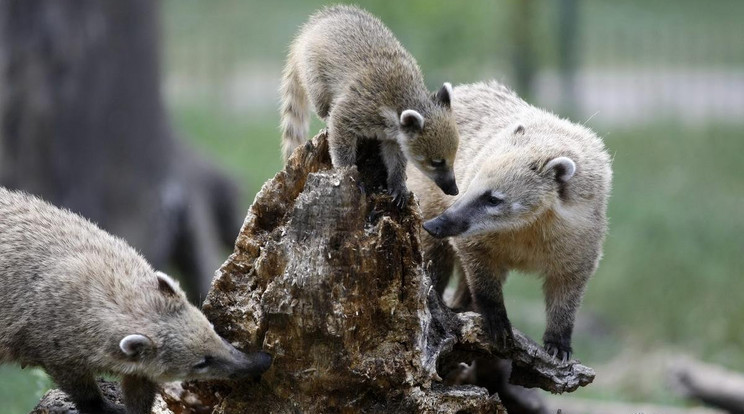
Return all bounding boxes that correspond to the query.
[122,375,158,414]
[326,103,358,168]
[542,269,592,362]
[380,141,409,208]
[46,366,124,414]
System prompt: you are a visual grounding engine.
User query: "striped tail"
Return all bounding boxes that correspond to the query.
[279,57,310,163]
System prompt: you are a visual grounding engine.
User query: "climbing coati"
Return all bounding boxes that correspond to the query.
[409,81,612,361]
[280,5,460,207]
[0,188,272,414]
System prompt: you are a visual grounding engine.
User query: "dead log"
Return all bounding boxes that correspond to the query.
[30,380,174,414]
[31,131,593,414]
[670,358,744,414]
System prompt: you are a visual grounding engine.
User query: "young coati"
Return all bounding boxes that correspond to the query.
[409,81,612,361]
[280,5,460,206]
[0,188,272,414]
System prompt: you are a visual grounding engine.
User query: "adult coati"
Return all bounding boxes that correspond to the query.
[0,188,271,414]
[410,81,612,361]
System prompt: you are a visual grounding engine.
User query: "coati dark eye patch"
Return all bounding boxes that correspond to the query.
[193,356,214,370]
[484,194,504,206]
[430,159,445,168]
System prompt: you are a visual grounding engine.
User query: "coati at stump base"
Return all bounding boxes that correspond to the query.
[0,188,271,414]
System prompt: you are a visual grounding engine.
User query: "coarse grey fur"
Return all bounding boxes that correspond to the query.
[0,188,271,414]
[280,5,460,206]
[409,81,612,361]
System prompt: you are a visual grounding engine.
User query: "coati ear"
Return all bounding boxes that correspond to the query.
[543,156,576,183]
[400,109,424,134]
[119,334,154,357]
[434,82,453,108]
[155,271,180,298]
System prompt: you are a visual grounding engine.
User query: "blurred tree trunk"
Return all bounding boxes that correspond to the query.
[511,0,536,101]
[0,0,241,302]
[557,0,580,117]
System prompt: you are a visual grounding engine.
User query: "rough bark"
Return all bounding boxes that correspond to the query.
[31,131,593,414]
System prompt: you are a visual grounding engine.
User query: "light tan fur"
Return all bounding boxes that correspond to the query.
[0,188,271,414]
[280,5,460,206]
[409,81,612,360]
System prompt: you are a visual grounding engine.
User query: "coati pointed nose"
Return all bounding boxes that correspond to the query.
[423,218,443,238]
[251,351,273,374]
[232,351,273,379]
[435,176,459,196]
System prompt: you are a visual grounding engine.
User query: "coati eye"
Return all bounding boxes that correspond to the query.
[430,159,445,168]
[486,195,504,206]
[193,356,213,370]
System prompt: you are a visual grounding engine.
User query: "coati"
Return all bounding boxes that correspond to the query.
[280,5,460,206]
[409,81,612,361]
[0,188,272,414]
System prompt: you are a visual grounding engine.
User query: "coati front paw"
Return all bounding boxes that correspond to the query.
[388,187,409,209]
[544,341,572,363]
[483,314,515,352]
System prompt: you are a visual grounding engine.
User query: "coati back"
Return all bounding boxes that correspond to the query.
[0,188,271,414]
[409,81,612,361]
[280,5,460,206]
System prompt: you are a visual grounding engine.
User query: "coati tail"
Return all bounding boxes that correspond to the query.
[279,58,310,163]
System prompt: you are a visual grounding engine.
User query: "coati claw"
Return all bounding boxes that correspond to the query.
[484,315,515,352]
[390,189,408,209]
[544,342,572,363]
[367,208,384,223]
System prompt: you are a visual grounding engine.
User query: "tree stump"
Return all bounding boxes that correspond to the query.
[31,131,594,414]
[191,131,593,413]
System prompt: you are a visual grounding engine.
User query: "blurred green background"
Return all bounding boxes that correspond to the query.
[2,0,743,412]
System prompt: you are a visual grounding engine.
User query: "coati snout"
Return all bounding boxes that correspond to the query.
[224,344,273,380]
[433,170,459,196]
[423,214,467,238]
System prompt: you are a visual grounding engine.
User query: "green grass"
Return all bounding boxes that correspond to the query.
[170,107,285,205]
[0,366,52,413]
